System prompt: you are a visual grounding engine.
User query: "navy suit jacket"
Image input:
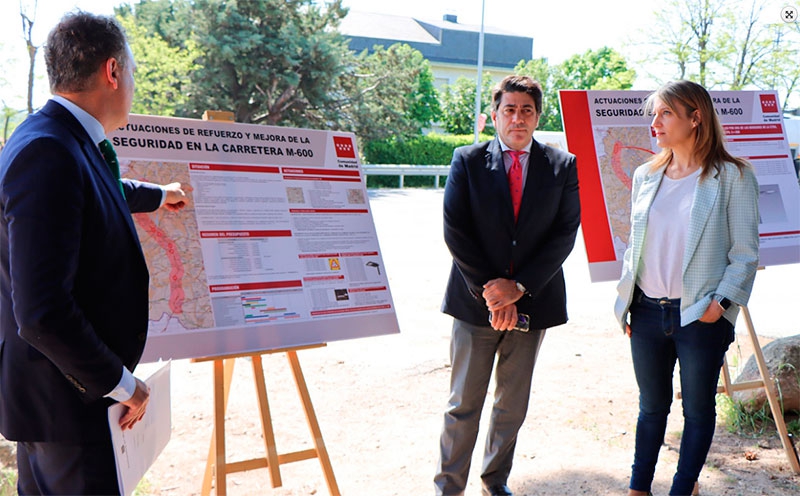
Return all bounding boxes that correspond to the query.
[0,100,163,443]
[441,137,581,330]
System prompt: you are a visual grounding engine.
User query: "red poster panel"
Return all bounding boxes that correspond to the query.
[559,90,800,282]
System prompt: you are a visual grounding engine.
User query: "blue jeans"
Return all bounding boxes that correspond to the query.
[628,290,733,495]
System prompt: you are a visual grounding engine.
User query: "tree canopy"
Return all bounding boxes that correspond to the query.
[187,0,351,126]
[118,15,199,117]
[438,74,495,135]
[119,0,438,140]
[516,47,636,132]
[340,44,441,143]
[636,0,799,109]
[2,0,794,152]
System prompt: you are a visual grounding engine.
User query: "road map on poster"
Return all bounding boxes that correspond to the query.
[109,115,399,362]
[560,90,800,282]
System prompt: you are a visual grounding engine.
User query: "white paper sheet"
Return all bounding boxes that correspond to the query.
[108,361,171,496]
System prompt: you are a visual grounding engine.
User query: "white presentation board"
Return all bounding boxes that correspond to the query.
[110,115,400,362]
[559,90,800,282]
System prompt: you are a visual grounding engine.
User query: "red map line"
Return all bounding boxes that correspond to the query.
[612,142,655,190]
[134,213,186,314]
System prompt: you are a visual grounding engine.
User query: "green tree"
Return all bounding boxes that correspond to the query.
[438,74,494,135]
[1,103,25,148]
[558,47,636,91]
[124,0,351,126]
[185,0,350,126]
[339,44,440,143]
[403,49,440,134]
[0,41,25,145]
[116,0,191,46]
[516,47,635,132]
[117,15,199,117]
[759,22,800,110]
[635,0,727,86]
[717,1,773,90]
[636,0,799,107]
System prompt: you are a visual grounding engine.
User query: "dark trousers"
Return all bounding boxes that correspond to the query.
[628,293,733,496]
[16,438,120,495]
[434,318,546,495]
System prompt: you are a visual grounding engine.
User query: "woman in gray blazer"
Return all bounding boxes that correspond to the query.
[614,81,760,496]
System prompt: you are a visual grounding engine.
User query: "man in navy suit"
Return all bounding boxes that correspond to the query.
[434,76,581,496]
[0,12,187,494]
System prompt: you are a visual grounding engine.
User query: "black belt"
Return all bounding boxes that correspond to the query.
[634,286,679,306]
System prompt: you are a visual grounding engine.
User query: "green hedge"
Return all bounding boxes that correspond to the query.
[363,133,493,188]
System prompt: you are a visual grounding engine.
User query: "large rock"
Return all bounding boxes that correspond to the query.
[732,334,800,413]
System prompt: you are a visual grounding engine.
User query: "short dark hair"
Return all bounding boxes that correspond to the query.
[45,11,129,93]
[491,76,543,114]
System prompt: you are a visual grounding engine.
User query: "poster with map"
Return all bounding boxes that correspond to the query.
[110,115,399,362]
[560,90,800,282]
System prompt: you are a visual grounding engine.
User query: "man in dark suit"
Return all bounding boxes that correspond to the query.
[0,12,187,494]
[434,75,581,496]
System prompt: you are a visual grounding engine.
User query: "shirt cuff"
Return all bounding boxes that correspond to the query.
[104,366,136,402]
[159,186,167,207]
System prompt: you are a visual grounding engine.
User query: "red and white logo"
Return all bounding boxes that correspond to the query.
[333,136,356,158]
[759,94,779,114]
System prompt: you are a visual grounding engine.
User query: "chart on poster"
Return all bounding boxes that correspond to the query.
[111,115,399,361]
[560,90,800,282]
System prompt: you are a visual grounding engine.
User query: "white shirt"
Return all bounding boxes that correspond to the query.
[637,168,701,299]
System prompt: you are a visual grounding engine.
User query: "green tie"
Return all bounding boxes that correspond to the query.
[98,139,126,199]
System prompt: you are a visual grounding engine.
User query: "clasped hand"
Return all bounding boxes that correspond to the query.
[482,278,523,331]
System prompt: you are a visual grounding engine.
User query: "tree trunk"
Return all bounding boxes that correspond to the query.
[21,5,38,115]
[26,44,37,115]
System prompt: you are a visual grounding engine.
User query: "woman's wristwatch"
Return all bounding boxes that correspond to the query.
[714,294,732,310]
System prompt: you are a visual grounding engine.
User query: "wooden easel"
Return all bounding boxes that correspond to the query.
[192,344,341,495]
[190,110,340,494]
[696,305,800,473]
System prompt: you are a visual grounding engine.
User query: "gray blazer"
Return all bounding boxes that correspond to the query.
[614,161,760,329]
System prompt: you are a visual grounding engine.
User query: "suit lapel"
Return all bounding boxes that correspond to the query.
[486,139,515,222]
[42,102,142,247]
[682,171,719,273]
[523,138,547,186]
[81,139,141,237]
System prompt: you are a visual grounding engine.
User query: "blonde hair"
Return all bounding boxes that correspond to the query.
[643,80,749,179]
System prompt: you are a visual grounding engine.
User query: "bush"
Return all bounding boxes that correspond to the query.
[362,133,493,188]
[362,133,493,165]
[0,468,16,496]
